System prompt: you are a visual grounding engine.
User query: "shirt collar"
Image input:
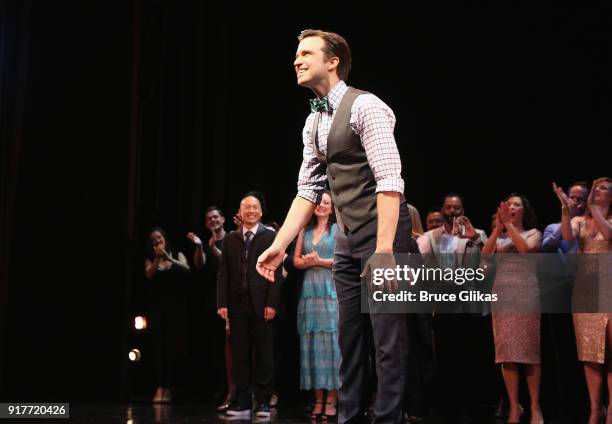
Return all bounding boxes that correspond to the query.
[325,80,348,111]
[242,224,259,239]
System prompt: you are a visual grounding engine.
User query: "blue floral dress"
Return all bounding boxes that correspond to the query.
[298,224,340,390]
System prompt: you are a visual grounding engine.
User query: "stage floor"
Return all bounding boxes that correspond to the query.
[64,403,512,423]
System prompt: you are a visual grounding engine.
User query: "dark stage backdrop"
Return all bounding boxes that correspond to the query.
[0,0,610,402]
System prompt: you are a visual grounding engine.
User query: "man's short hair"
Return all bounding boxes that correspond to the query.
[441,193,465,208]
[568,181,589,193]
[298,29,352,81]
[205,205,224,217]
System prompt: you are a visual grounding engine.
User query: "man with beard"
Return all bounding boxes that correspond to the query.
[416,194,489,422]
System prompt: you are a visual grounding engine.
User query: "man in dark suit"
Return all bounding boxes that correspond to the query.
[217,194,284,419]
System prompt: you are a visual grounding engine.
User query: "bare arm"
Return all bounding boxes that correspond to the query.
[171,252,191,272]
[504,223,532,253]
[187,232,206,268]
[416,234,431,254]
[591,208,612,241]
[482,225,501,255]
[553,183,577,241]
[209,243,222,259]
[376,192,400,253]
[506,226,540,253]
[144,257,161,280]
[193,245,205,268]
[275,196,317,251]
[292,230,309,270]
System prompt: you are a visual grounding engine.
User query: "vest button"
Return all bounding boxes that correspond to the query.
[338,207,342,212]
[331,175,336,180]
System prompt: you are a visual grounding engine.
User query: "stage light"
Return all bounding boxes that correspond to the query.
[134,316,147,330]
[128,349,141,362]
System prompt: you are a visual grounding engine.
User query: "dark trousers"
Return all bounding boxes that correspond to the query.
[433,313,487,416]
[334,203,412,424]
[405,313,436,418]
[229,310,274,406]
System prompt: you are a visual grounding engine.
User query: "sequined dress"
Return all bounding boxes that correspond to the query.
[492,229,542,364]
[573,217,612,364]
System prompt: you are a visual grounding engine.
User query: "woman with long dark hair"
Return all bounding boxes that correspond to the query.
[145,227,190,403]
[482,194,543,424]
[293,192,340,420]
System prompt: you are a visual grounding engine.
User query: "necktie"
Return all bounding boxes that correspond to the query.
[309,96,331,113]
[239,230,254,294]
[244,230,253,259]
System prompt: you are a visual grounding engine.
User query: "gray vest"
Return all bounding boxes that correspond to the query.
[312,87,377,233]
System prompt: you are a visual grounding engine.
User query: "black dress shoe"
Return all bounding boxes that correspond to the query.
[254,402,270,418]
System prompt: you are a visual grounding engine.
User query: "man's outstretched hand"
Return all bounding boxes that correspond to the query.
[257,245,286,282]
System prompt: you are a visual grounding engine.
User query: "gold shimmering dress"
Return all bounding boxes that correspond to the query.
[492,229,542,364]
[573,217,612,364]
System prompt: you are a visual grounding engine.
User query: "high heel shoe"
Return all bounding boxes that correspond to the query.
[217,393,232,413]
[507,405,524,424]
[322,401,337,421]
[153,387,164,403]
[311,400,324,420]
[161,388,172,403]
[530,408,543,424]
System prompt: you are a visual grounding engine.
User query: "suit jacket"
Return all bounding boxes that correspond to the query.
[420,226,489,313]
[421,226,488,267]
[217,224,284,317]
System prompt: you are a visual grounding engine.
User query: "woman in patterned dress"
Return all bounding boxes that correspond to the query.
[554,177,612,424]
[482,194,543,424]
[293,191,340,420]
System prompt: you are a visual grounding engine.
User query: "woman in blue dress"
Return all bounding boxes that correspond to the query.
[293,191,340,420]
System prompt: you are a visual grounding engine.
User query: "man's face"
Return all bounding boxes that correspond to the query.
[294,36,334,89]
[568,185,588,216]
[441,196,464,223]
[205,210,225,232]
[426,212,444,231]
[239,196,262,227]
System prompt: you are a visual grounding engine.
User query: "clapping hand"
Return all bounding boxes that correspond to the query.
[458,216,478,239]
[233,211,243,229]
[302,251,321,266]
[208,232,218,249]
[154,243,171,260]
[186,232,202,246]
[497,202,512,225]
[552,182,571,208]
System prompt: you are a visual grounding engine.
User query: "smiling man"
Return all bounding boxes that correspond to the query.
[257,29,413,423]
[217,194,284,418]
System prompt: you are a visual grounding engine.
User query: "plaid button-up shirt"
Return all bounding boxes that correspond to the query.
[297,81,404,204]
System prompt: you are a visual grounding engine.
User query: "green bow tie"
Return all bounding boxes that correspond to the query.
[309,96,331,113]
